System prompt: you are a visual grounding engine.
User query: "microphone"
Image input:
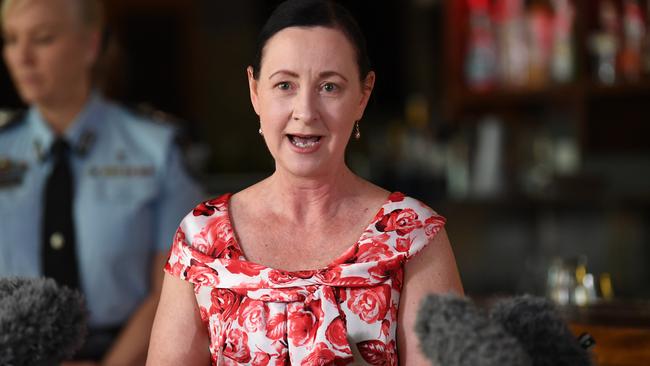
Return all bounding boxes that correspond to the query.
[0,277,87,366]
[415,294,532,366]
[489,295,592,366]
[416,294,593,366]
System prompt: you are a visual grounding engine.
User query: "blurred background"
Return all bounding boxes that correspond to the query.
[1,0,649,302]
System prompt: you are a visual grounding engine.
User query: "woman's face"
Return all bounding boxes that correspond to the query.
[248,26,374,179]
[2,0,99,106]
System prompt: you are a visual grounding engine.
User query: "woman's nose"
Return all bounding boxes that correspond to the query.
[292,88,318,123]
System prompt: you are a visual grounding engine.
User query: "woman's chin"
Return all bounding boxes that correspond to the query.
[276,159,333,179]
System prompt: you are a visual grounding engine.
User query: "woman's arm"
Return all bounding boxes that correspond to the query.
[146,273,211,365]
[397,228,464,366]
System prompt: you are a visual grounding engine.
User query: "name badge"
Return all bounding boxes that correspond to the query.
[88,165,155,177]
[0,158,28,188]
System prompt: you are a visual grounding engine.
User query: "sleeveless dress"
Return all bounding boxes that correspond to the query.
[165,192,446,366]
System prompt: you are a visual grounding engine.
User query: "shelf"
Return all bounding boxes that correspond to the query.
[450,84,583,112]
[586,81,650,98]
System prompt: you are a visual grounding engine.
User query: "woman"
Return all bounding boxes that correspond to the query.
[0,0,203,364]
[147,0,463,365]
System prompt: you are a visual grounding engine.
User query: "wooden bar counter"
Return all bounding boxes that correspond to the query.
[562,301,650,366]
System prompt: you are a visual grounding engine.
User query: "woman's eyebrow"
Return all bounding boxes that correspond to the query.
[268,70,299,79]
[319,71,348,82]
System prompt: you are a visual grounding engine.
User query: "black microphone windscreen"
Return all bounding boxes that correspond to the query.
[489,295,592,366]
[415,294,531,366]
[0,277,87,366]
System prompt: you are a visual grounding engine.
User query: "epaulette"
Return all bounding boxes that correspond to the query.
[0,109,26,132]
[132,103,183,127]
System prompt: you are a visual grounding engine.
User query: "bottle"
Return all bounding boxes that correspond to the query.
[550,0,576,83]
[643,1,650,77]
[590,0,620,84]
[620,0,646,82]
[465,0,498,91]
[493,0,530,88]
[528,0,555,88]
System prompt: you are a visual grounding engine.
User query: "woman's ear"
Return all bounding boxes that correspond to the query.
[84,29,102,67]
[247,66,261,116]
[357,71,375,120]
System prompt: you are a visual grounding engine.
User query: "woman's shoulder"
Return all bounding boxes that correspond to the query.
[382,192,442,218]
[371,192,446,251]
[187,193,232,219]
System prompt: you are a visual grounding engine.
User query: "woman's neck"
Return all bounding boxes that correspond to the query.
[263,165,362,224]
[37,84,91,136]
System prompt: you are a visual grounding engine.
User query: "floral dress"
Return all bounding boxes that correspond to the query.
[165,192,446,366]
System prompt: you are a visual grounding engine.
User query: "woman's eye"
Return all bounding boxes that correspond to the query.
[34,35,54,44]
[322,83,338,93]
[276,82,291,91]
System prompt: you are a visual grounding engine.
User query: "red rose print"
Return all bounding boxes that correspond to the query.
[325,317,349,350]
[424,215,445,237]
[205,215,236,257]
[226,260,266,276]
[322,286,338,305]
[375,208,422,236]
[287,309,316,347]
[252,351,271,366]
[192,201,216,216]
[258,288,306,302]
[192,195,229,217]
[392,267,404,291]
[266,313,287,340]
[372,207,385,225]
[170,228,186,254]
[347,285,391,324]
[390,304,398,322]
[306,299,324,326]
[330,243,358,265]
[315,267,341,284]
[268,270,294,284]
[190,248,220,267]
[210,288,241,321]
[199,305,210,324]
[223,328,251,363]
[380,319,390,338]
[387,192,405,202]
[165,193,443,364]
[337,288,348,303]
[294,270,317,278]
[206,194,229,209]
[300,342,335,366]
[368,257,402,282]
[191,233,209,254]
[357,340,397,366]
[186,263,219,289]
[274,348,289,366]
[165,260,185,278]
[238,298,269,332]
[356,238,394,263]
[395,237,412,253]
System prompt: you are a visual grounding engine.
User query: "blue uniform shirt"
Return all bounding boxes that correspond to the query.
[0,93,204,327]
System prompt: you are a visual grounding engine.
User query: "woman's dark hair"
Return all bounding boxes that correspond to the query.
[251,0,372,81]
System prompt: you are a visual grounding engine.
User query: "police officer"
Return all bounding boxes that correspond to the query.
[0,0,204,364]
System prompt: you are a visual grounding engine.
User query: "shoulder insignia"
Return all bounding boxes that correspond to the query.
[132,103,182,126]
[0,109,26,132]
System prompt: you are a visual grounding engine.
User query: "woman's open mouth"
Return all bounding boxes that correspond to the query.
[287,134,322,150]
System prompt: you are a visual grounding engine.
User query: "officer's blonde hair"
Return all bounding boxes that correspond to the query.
[1,0,104,29]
